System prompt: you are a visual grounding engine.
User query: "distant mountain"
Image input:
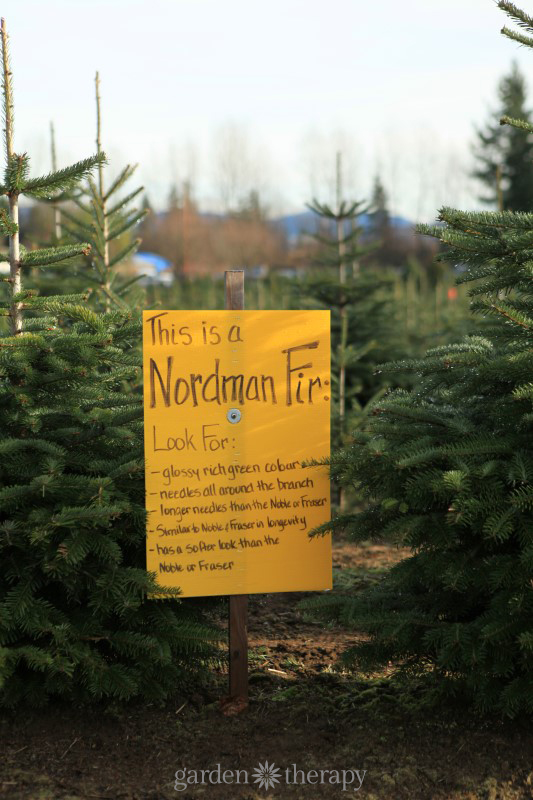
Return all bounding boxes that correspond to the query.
[16,203,414,249]
[271,210,413,245]
[142,207,414,242]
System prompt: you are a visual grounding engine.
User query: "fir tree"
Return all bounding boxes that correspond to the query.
[61,72,148,311]
[369,174,390,242]
[302,154,401,508]
[473,60,533,210]
[303,1,533,716]
[0,20,219,706]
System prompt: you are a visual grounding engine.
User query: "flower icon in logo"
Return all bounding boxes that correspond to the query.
[252,760,282,790]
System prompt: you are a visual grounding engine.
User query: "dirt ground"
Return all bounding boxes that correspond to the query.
[1,542,532,800]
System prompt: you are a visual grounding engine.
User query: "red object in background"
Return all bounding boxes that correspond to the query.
[447,287,458,301]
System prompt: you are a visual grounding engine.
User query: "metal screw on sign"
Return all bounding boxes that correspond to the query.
[227,408,241,424]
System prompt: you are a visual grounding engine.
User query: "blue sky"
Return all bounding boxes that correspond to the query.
[3,0,532,220]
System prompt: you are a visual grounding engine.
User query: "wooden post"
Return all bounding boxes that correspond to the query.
[225,270,248,704]
[225,269,244,312]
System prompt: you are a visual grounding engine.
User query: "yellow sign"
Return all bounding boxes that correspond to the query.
[143,310,331,597]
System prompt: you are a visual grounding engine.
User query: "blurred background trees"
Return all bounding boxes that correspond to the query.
[12,50,526,369]
[472,61,533,211]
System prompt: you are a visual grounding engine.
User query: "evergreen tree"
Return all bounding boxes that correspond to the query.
[366,173,398,268]
[473,60,533,210]
[369,174,390,241]
[303,1,533,716]
[0,20,219,706]
[167,182,180,212]
[61,72,147,311]
[302,154,401,509]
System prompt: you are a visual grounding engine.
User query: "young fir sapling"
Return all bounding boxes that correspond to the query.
[61,72,147,311]
[302,153,399,509]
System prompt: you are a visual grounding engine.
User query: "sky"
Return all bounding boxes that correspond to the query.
[3,0,533,221]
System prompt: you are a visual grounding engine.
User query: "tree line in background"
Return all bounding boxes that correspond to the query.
[13,54,533,284]
[20,172,440,278]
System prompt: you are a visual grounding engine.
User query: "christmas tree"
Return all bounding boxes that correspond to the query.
[301,153,402,508]
[473,60,533,211]
[303,1,533,715]
[0,19,219,706]
[59,72,147,311]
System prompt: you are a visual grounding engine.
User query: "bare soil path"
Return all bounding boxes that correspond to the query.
[1,543,532,800]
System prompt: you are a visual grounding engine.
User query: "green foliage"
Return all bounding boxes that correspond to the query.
[499,1,533,47]
[472,59,533,210]
[63,166,147,310]
[0,23,220,706]
[18,155,107,199]
[0,206,17,235]
[0,308,221,706]
[308,216,533,714]
[0,152,106,200]
[305,1,533,717]
[296,268,402,444]
[36,75,147,311]
[304,183,383,426]
[299,162,409,511]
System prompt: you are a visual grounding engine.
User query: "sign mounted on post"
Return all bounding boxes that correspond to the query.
[143,310,332,597]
